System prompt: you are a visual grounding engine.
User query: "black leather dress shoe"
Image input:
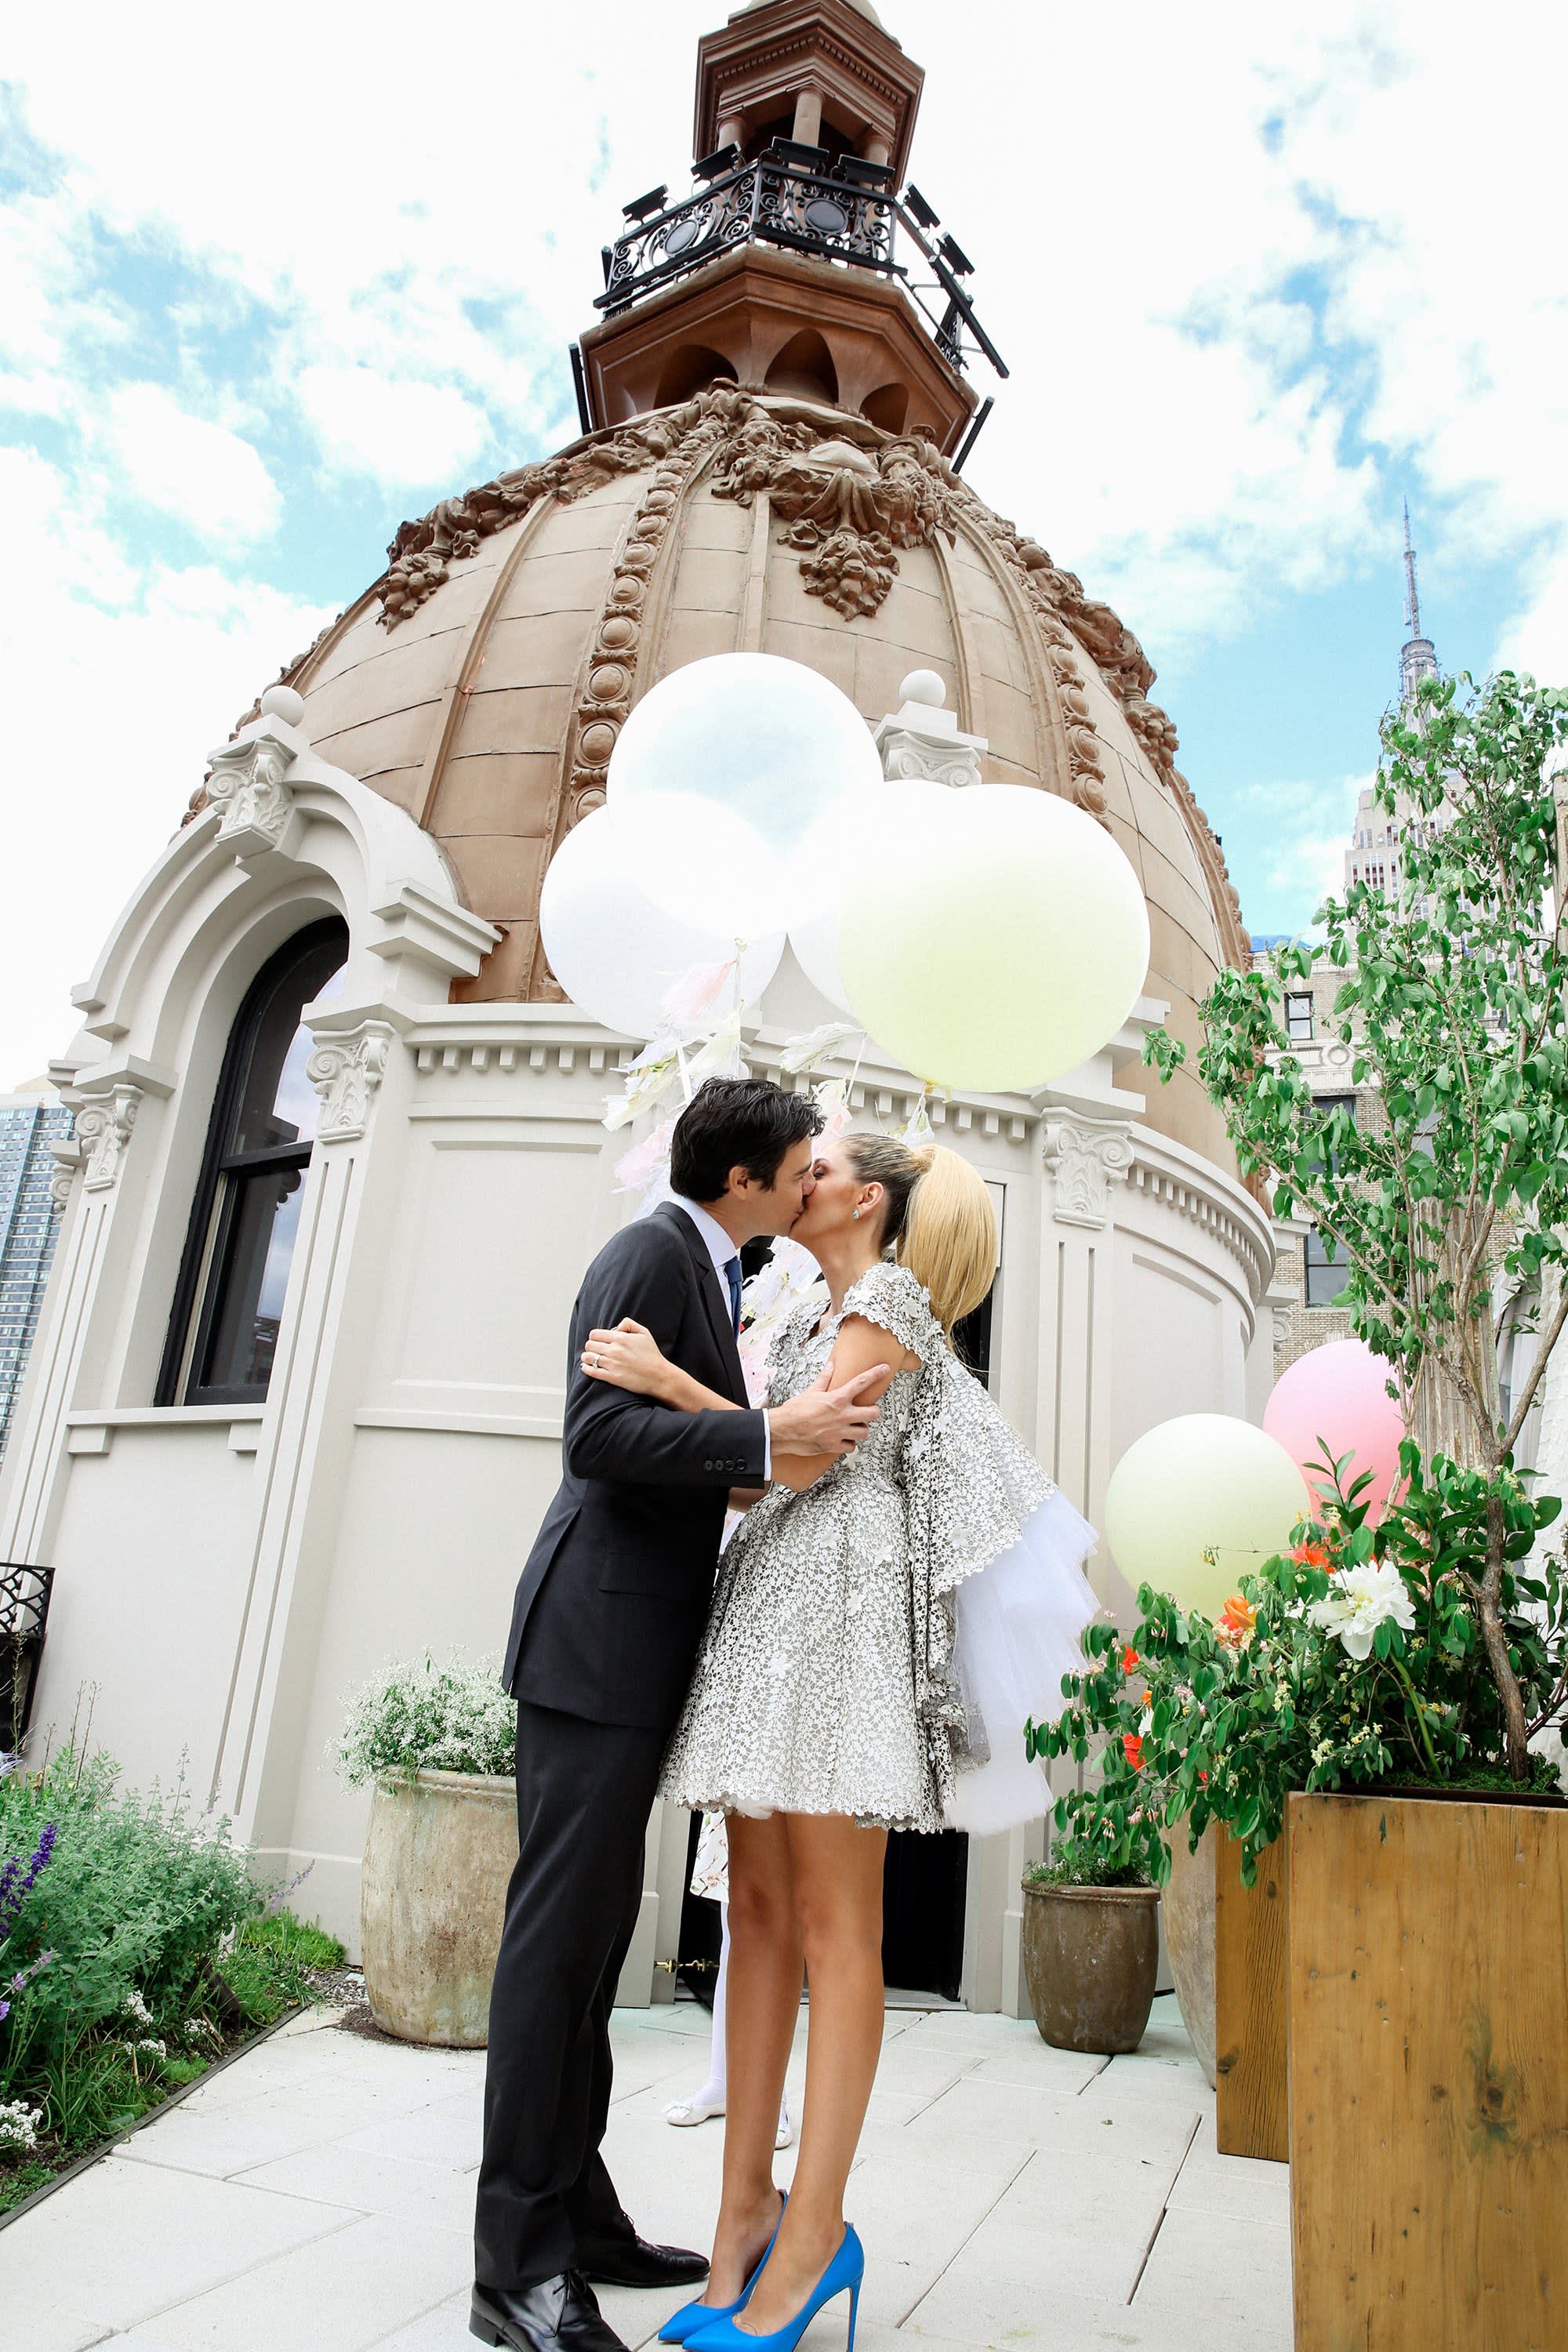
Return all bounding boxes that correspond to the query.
[471,2270,630,2352]
[575,2220,710,2290]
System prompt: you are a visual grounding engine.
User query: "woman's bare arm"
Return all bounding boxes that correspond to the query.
[769,1316,917,1492]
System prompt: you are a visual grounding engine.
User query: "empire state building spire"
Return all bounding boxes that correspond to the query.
[1399,499,1439,706]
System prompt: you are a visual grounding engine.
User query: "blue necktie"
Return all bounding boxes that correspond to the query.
[723,1255,742,1339]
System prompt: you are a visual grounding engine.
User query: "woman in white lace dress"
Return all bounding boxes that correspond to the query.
[579,1134,1097,2352]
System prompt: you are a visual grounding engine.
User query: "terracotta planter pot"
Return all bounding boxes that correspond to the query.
[360,1769,517,2047]
[1020,1878,1160,2055]
[1162,1822,1217,2087]
[1289,1788,1568,2351]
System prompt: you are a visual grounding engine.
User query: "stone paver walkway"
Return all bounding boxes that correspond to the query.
[2,1996,1291,2352]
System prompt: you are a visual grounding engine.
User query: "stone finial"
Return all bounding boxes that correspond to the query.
[872,672,987,789]
[260,683,307,728]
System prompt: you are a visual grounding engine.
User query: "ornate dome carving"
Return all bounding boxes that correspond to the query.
[220,385,1245,1165]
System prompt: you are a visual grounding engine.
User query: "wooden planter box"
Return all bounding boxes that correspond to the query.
[1214,1827,1290,2161]
[1288,1788,1568,2352]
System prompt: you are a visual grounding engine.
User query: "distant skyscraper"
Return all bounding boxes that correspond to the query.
[0,1091,71,1462]
[1344,503,1443,905]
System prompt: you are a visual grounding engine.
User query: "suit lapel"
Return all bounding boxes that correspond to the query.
[655,1202,748,1407]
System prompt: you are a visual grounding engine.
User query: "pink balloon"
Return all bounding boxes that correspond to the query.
[1263,1338,1407,1525]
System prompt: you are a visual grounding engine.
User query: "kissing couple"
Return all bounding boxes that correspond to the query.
[473,1076,1098,2352]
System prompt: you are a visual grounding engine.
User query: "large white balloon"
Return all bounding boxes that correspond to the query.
[837,785,1150,1091]
[608,652,883,855]
[609,790,791,942]
[1104,1415,1310,1620]
[539,805,783,1039]
[786,782,946,1014]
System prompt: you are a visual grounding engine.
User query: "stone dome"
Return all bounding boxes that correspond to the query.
[256,387,1247,1164]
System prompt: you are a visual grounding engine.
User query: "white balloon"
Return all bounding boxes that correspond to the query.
[786,782,948,1016]
[837,784,1151,1091]
[539,806,783,1039]
[608,791,791,944]
[608,652,883,855]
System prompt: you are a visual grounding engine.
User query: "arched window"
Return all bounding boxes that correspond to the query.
[158,920,349,1406]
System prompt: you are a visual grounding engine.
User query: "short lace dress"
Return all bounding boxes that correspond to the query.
[659,1259,1099,1835]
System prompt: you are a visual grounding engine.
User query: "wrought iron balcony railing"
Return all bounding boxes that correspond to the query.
[1,1559,54,1751]
[596,145,1006,384]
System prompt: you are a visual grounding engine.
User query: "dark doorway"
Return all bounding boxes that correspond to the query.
[676,1809,723,2007]
[882,1829,968,2001]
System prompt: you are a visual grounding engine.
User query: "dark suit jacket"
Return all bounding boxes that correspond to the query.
[504,1201,769,1730]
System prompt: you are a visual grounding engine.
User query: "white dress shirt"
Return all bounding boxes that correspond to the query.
[670,1194,771,1478]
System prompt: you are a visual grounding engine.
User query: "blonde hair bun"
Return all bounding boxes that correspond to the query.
[844,1133,995,1334]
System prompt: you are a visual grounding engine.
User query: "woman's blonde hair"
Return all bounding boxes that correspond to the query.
[844,1133,996,1335]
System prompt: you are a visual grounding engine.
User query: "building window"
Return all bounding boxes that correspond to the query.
[1284,992,1314,1043]
[1304,1228,1351,1307]
[158,920,348,1406]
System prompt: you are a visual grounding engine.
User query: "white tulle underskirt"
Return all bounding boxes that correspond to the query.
[943,1490,1099,1837]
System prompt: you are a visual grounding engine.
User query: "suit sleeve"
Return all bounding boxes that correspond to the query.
[562,1232,768,1488]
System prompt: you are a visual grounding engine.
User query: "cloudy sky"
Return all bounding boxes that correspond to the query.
[2,0,1563,1083]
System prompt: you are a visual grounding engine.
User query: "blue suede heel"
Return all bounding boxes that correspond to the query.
[685,2224,863,2352]
[658,2196,788,2346]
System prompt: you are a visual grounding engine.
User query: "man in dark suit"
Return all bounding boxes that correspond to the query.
[473,1078,881,2352]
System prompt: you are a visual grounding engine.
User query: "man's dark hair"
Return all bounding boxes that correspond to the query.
[670,1077,823,1203]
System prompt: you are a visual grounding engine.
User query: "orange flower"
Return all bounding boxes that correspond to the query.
[1216,1593,1258,1650]
[1122,1732,1145,1771]
[1291,1539,1333,1571]
[1121,1644,1139,1674]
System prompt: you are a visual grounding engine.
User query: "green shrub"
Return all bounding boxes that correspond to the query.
[0,1740,345,2204]
[336,1650,516,1787]
[0,1746,261,2099]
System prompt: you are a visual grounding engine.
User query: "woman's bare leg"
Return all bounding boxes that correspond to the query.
[739,1815,886,2335]
[702,1814,802,2306]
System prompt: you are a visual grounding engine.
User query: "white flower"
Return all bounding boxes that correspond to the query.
[119,1988,154,2028]
[183,2016,223,2047]
[1307,1561,1416,1661]
[1529,1724,1568,1797]
[0,2100,42,2153]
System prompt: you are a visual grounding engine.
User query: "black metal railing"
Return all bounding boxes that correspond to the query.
[1,1560,54,1753]
[596,144,1007,383]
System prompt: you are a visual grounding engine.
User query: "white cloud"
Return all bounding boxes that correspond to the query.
[0,446,332,1085]
[296,365,492,487]
[103,383,279,545]
[1243,770,1372,924]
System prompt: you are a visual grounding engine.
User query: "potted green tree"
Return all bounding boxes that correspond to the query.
[1018,1804,1160,2056]
[1133,666,1568,2350]
[337,1651,517,2048]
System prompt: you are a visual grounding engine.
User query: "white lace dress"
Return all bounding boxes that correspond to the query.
[659,1260,1098,1835]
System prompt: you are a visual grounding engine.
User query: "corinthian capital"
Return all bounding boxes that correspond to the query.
[306,1022,396,1143]
[1040,1112,1134,1230]
[205,717,299,854]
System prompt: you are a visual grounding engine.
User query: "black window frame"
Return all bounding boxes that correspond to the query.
[156,919,348,1408]
[1283,991,1315,1043]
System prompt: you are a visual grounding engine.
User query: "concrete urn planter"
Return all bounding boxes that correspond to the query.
[360,1769,517,2047]
[1020,1878,1161,2056]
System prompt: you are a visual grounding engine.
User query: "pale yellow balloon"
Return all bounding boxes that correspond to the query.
[837,784,1149,1090]
[1104,1415,1311,1621]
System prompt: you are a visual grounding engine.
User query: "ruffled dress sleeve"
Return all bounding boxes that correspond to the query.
[846,1259,1100,1835]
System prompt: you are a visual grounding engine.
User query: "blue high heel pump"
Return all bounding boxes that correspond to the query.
[659,2195,789,2346]
[686,2223,863,2352]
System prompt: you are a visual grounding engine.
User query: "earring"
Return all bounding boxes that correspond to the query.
[851,1208,861,1220]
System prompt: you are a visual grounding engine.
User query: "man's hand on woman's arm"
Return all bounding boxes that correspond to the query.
[768,1362,881,1459]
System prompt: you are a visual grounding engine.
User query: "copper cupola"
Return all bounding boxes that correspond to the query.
[574,0,1005,455]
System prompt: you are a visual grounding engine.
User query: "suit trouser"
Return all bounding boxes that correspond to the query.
[474,1700,668,2291]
